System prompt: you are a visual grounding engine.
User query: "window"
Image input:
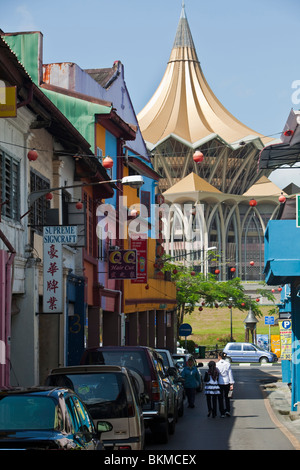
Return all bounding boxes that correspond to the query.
[228,344,242,351]
[243,345,256,351]
[30,169,50,233]
[0,149,20,220]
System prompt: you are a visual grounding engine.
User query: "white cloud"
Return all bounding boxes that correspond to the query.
[15,5,36,31]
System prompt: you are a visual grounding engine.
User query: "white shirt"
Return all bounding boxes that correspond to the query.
[217,359,234,385]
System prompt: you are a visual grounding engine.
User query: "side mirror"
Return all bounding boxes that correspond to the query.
[97,421,113,434]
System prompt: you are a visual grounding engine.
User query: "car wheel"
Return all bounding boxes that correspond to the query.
[260,357,269,364]
[151,420,169,444]
[178,400,184,417]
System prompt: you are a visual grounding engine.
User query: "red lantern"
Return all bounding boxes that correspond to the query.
[215,269,220,274]
[191,271,196,276]
[45,192,53,200]
[198,306,203,312]
[284,129,294,136]
[278,195,286,203]
[230,267,236,272]
[278,287,282,292]
[27,149,38,161]
[193,150,204,163]
[76,201,83,210]
[145,284,149,290]
[250,261,255,266]
[241,302,245,307]
[172,269,178,275]
[102,156,113,169]
[249,199,257,207]
[228,305,232,309]
[215,303,219,308]
[256,298,260,302]
[271,289,275,293]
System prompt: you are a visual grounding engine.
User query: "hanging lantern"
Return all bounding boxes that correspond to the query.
[215,303,219,308]
[102,156,113,169]
[190,271,196,276]
[198,306,203,312]
[250,261,255,266]
[230,267,236,272]
[145,284,149,290]
[27,149,38,161]
[241,302,245,307]
[214,269,220,274]
[278,194,286,203]
[249,199,257,207]
[283,129,294,136]
[172,268,178,275]
[45,192,53,200]
[76,201,83,210]
[278,287,282,292]
[271,289,275,293]
[256,298,260,302]
[193,150,204,163]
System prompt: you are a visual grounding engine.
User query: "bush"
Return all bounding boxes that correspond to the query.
[179,339,197,353]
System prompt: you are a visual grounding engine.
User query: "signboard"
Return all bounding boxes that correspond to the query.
[108,249,137,280]
[0,85,17,118]
[43,226,78,313]
[264,316,275,325]
[131,237,147,284]
[279,320,292,360]
[179,323,192,337]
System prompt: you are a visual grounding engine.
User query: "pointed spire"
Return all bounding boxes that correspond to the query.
[172,0,196,51]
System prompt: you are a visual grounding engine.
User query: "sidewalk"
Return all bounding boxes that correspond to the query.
[262,380,300,449]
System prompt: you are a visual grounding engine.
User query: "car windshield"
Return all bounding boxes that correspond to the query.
[47,372,130,419]
[0,395,56,431]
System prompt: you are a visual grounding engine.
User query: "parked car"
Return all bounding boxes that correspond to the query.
[223,342,278,363]
[46,365,145,450]
[80,346,177,443]
[172,353,204,392]
[156,348,185,417]
[0,386,111,450]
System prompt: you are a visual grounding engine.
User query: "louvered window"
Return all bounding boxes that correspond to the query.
[0,149,20,220]
[30,169,50,233]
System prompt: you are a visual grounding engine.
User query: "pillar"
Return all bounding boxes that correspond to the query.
[291,280,300,412]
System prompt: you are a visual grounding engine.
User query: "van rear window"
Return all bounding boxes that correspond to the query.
[84,350,150,377]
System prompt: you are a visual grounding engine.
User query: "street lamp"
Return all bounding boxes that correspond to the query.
[27,175,144,207]
[229,297,233,342]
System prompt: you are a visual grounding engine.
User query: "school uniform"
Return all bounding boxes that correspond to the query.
[204,371,220,417]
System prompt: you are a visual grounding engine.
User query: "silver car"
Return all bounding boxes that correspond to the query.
[46,365,145,450]
[223,342,278,363]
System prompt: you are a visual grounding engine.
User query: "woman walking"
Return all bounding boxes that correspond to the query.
[217,351,234,417]
[181,356,201,408]
[204,361,220,418]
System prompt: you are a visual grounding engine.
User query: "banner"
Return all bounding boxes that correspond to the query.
[279,320,292,360]
[131,237,147,283]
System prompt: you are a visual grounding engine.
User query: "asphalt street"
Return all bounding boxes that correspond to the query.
[146,364,300,451]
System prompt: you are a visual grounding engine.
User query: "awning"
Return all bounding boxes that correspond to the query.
[259,141,300,169]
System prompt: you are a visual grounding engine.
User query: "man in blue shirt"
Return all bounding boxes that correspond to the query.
[181,357,201,408]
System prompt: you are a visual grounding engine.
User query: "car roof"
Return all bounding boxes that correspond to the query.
[83,345,154,352]
[0,386,72,398]
[49,365,127,375]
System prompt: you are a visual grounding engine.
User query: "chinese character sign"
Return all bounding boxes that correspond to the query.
[108,249,137,280]
[43,227,63,313]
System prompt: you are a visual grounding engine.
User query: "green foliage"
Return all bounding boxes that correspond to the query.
[162,256,277,334]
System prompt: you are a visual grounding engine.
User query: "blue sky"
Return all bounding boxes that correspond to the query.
[1,0,300,188]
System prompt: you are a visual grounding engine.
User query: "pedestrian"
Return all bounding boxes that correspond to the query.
[204,360,220,418]
[217,351,234,417]
[181,356,201,408]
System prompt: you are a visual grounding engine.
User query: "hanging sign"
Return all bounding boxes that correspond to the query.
[0,85,17,118]
[108,249,137,280]
[43,226,77,313]
[131,237,147,284]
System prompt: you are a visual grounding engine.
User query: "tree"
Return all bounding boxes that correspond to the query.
[163,259,276,334]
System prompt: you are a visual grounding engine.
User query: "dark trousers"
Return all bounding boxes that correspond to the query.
[206,394,218,416]
[185,388,196,407]
[219,384,230,415]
